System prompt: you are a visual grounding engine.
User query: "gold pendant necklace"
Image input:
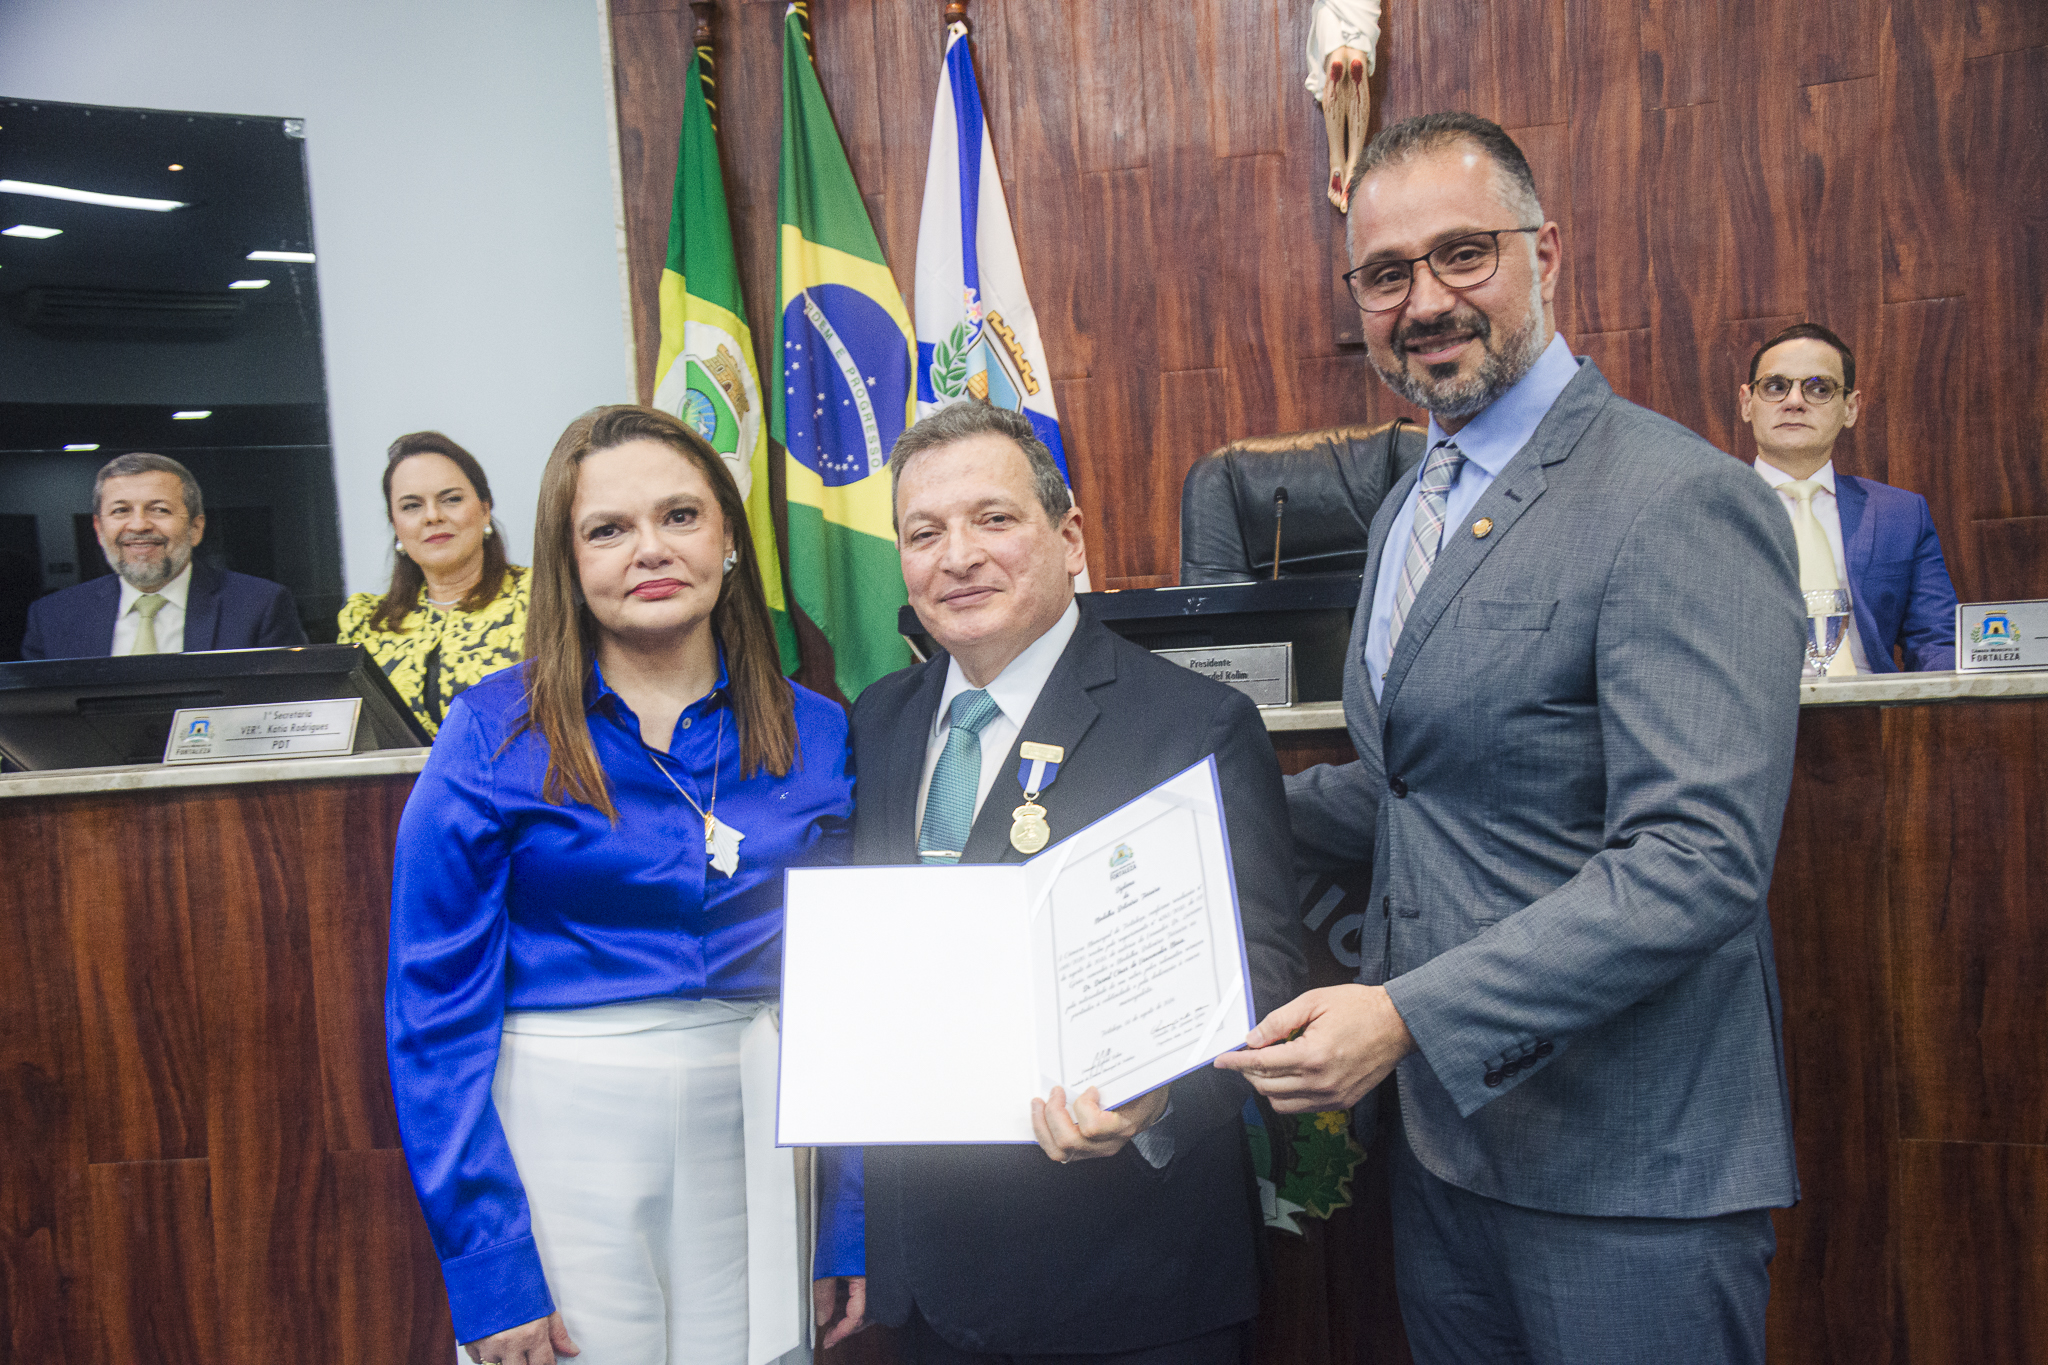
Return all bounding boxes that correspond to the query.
[648,709,744,876]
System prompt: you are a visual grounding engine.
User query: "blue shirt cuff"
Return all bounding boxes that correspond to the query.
[442,1234,554,1345]
[814,1146,866,1277]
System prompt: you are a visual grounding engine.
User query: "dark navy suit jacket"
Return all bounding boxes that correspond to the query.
[848,611,1305,1356]
[20,561,307,660]
[1836,473,1959,672]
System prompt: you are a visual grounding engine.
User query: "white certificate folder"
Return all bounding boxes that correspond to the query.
[777,755,1253,1145]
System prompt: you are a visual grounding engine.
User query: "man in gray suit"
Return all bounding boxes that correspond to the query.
[1217,112,1806,1364]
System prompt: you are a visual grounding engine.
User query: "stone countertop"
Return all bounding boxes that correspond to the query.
[7,670,2046,794]
[0,746,431,800]
[1252,670,2048,734]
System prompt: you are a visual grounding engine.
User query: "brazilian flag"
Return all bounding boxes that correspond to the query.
[772,1,915,699]
[653,36,799,671]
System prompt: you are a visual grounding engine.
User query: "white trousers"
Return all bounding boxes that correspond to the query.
[489,999,809,1365]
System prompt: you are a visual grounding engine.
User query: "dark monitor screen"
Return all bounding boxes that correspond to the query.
[896,574,1365,704]
[0,644,430,771]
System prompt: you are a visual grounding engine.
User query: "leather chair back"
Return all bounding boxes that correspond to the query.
[1178,418,1427,584]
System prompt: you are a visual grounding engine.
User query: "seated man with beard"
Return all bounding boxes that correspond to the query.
[22,452,306,659]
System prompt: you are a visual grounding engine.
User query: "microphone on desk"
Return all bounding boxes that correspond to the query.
[1271,486,1288,582]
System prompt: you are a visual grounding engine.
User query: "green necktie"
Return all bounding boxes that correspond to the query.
[918,689,1002,864]
[130,593,168,655]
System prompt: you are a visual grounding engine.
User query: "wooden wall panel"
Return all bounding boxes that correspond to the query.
[0,800,88,1363]
[1964,46,2048,525]
[1643,102,1733,450]
[608,0,2046,614]
[611,4,695,407]
[1880,0,1967,304]
[1563,0,1647,335]
[1963,0,2048,59]
[86,1161,217,1364]
[58,799,207,1166]
[1491,0,1567,127]
[1896,1141,2048,1363]
[314,777,412,1154]
[1416,0,1500,124]
[1798,78,1885,481]
[322,1149,455,1364]
[1886,704,2048,1146]
[1766,709,1900,1365]
[1877,296,1965,578]
[4,776,451,1365]
[188,787,327,1363]
[1800,0,1883,87]
[1723,0,1808,323]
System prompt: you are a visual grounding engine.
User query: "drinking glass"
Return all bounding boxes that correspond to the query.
[1803,589,1853,678]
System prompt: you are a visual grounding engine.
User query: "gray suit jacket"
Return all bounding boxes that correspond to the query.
[1288,357,1806,1219]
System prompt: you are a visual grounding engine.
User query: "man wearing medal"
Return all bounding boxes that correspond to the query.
[809,403,1306,1364]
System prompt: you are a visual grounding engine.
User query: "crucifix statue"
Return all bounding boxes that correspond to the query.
[1306,0,1383,212]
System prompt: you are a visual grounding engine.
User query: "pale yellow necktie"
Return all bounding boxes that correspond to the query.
[130,593,168,656]
[1782,480,1856,675]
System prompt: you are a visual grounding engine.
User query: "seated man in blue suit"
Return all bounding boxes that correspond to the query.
[1740,322,1959,672]
[22,452,306,660]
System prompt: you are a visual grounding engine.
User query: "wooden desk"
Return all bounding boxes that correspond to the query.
[3,671,2042,1363]
[0,751,446,1363]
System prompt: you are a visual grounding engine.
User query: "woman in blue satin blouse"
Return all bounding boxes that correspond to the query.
[386,405,857,1365]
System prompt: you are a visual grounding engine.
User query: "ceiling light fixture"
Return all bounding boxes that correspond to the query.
[3,224,62,239]
[171,410,212,420]
[0,179,187,212]
[229,279,271,289]
[168,164,185,172]
[246,250,314,263]
[64,443,101,452]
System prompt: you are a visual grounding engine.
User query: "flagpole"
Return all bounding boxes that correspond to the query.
[691,2,719,135]
[944,0,970,30]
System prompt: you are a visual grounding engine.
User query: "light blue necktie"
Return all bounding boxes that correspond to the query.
[918,689,1002,864]
[1388,441,1468,652]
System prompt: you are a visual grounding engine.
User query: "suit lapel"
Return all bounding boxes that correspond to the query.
[1833,474,1884,668]
[1836,474,1874,590]
[960,617,1113,865]
[184,563,224,652]
[882,659,950,861]
[1348,481,1413,767]
[88,575,122,655]
[1379,361,1610,720]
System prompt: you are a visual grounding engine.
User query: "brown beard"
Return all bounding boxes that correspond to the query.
[1368,300,1546,422]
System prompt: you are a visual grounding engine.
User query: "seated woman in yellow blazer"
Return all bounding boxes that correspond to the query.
[339,432,530,737]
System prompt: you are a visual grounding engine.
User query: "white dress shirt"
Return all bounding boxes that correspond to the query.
[109,562,194,656]
[1363,333,1582,700]
[915,599,1081,834]
[1752,457,1872,673]
[912,599,1175,1164]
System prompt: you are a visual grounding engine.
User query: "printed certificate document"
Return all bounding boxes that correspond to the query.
[777,755,1251,1145]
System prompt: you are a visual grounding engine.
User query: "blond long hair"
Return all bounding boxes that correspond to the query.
[518,405,797,820]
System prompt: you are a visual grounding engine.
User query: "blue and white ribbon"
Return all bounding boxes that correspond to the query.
[1017,753,1061,798]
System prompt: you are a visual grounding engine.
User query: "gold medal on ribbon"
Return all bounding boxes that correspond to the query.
[1010,741,1064,854]
[1010,800,1051,854]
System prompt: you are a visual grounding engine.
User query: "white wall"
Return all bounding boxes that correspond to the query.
[0,0,634,595]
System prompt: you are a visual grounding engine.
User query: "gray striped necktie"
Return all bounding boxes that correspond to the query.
[1388,442,1468,652]
[918,689,1002,864]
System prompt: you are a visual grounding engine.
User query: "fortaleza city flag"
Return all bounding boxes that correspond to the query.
[915,20,1088,590]
[773,2,915,699]
[653,40,798,671]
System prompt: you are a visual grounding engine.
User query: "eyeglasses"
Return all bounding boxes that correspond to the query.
[1751,374,1846,405]
[1343,228,1542,313]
